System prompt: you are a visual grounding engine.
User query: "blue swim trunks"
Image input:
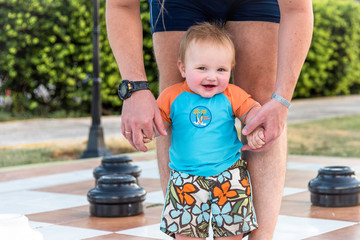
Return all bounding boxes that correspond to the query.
[149,0,280,33]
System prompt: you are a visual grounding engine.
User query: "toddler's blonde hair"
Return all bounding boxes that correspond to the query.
[179,22,236,66]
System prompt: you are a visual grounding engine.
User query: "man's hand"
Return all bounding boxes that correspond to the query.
[241,99,288,152]
[121,90,167,152]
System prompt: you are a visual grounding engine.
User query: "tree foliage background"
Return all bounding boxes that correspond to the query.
[295,0,360,98]
[0,0,359,116]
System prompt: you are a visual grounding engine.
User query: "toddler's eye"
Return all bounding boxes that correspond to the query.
[218,68,226,72]
[198,67,206,70]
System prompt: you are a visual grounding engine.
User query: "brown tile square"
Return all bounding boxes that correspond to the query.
[284,169,317,188]
[280,191,360,222]
[27,206,90,225]
[34,177,161,196]
[34,180,94,196]
[27,204,163,232]
[0,158,101,182]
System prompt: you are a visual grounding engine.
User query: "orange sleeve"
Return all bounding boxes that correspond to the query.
[224,84,261,123]
[156,82,185,128]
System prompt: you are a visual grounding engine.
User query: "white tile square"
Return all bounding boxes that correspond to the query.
[118,215,357,240]
[137,160,160,179]
[274,215,357,240]
[282,187,307,196]
[118,223,240,240]
[0,170,93,193]
[145,191,164,204]
[117,223,173,240]
[30,221,111,240]
[0,191,88,215]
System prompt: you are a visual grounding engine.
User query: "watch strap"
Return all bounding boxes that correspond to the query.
[132,81,150,91]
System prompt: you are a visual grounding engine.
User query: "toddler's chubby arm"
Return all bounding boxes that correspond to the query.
[242,105,265,150]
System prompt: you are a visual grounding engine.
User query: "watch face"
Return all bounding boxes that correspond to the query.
[118,80,131,100]
[118,80,149,100]
[119,83,128,97]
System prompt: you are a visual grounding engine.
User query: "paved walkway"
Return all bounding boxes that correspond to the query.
[1,95,360,148]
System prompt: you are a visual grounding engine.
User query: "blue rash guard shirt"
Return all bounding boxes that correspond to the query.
[157,81,259,177]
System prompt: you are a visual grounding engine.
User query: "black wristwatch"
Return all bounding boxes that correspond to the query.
[117,80,150,100]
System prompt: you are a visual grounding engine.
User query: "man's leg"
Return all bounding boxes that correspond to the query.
[152,31,185,194]
[226,21,287,240]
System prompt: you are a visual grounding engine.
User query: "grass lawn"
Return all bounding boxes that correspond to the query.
[0,137,156,168]
[288,115,360,158]
[0,115,359,168]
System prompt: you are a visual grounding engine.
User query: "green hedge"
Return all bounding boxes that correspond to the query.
[0,0,359,115]
[0,0,156,115]
[1,0,92,114]
[296,0,360,98]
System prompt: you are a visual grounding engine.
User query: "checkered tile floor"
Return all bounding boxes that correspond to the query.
[1,150,359,240]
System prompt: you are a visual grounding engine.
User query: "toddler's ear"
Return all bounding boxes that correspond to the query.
[177,60,186,78]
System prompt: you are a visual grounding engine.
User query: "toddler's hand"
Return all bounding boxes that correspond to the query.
[246,127,265,150]
[143,127,168,143]
[142,134,153,143]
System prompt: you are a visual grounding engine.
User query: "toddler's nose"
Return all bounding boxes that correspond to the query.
[206,72,216,81]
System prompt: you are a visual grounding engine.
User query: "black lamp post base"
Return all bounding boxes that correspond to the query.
[80,125,111,159]
[80,148,111,159]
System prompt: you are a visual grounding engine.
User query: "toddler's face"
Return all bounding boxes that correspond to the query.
[178,41,233,98]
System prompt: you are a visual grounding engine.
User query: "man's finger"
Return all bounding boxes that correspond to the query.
[132,130,148,152]
[125,131,137,150]
[242,115,262,136]
[154,111,167,136]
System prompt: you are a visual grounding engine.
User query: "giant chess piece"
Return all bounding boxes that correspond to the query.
[308,166,360,207]
[87,174,146,217]
[93,155,141,184]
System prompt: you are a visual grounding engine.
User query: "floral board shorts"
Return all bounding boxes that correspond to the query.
[160,159,258,238]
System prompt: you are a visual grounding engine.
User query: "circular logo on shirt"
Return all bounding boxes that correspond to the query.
[189,106,212,128]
